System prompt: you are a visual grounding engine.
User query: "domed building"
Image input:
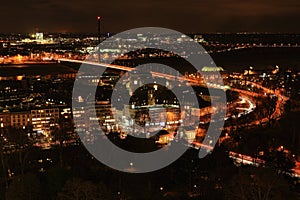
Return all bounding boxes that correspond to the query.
[199,66,224,84]
[201,66,224,72]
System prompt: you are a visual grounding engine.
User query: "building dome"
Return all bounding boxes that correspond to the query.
[201,66,224,72]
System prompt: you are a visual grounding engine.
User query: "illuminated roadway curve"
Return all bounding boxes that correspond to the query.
[58,59,300,177]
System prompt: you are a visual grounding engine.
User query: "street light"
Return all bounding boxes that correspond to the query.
[97,16,101,62]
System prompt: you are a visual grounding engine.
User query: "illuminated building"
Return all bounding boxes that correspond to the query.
[72,106,87,132]
[10,111,31,128]
[73,101,116,133]
[0,113,10,128]
[31,108,59,136]
[94,101,116,131]
[36,32,44,41]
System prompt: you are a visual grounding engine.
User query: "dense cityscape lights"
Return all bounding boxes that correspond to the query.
[0,22,300,200]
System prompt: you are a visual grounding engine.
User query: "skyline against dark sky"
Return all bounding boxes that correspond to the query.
[1,0,300,33]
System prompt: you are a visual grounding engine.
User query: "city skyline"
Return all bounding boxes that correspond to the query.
[1,2,300,198]
[1,0,300,33]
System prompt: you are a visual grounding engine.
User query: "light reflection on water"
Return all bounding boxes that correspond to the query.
[4,65,29,68]
[0,64,76,78]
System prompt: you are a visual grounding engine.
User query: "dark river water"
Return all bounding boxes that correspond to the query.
[0,63,76,77]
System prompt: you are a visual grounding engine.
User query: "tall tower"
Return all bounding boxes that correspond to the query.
[97,16,101,62]
[148,90,155,106]
[36,32,44,42]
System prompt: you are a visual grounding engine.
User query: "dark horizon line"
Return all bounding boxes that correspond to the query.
[2,31,300,36]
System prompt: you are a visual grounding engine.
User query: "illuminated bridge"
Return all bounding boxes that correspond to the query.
[58,58,229,89]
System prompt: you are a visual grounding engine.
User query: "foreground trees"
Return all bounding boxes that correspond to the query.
[225,167,298,200]
[57,178,110,200]
[6,173,41,200]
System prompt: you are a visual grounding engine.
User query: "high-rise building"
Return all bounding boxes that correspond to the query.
[10,111,31,128]
[36,32,44,41]
[31,108,59,136]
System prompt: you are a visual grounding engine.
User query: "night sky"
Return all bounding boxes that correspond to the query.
[1,0,300,33]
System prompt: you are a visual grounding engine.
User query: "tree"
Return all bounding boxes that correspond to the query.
[263,96,277,127]
[0,128,8,188]
[51,118,73,168]
[6,173,41,200]
[7,126,33,176]
[44,167,69,200]
[265,149,296,173]
[57,178,111,200]
[225,167,298,200]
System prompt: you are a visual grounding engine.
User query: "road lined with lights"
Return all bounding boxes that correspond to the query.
[60,58,287,129]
